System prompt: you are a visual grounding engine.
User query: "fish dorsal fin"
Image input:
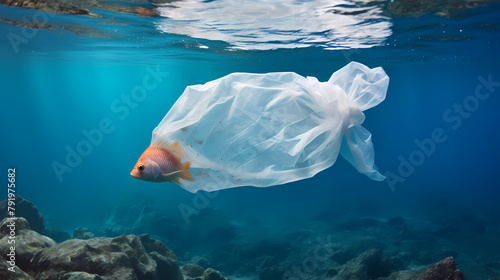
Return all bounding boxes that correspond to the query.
[151,139,168,149]
[152,140,187,158]
[168,142,187,158]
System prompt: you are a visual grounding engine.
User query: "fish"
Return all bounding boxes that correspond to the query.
[130,141,194,185]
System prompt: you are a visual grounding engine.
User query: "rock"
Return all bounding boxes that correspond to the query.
[377,257,466,280]
[202,268,226,280]
[417,257,465,280]
[137,234,182,280]
[0,258,32,280]
[183,263,206,278]
[332,249,393,280]
[31,235,157,280]
[149,251,183,280]
[195,257,210,269]
[61,272,105,280]
[0,217,30,236]
[0,221,56,273]
[378,268,427,280]
[73,227,94,239]
[0,196,44,233]
[138,233,177,261]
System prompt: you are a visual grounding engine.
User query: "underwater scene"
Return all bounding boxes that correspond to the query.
[1,0,500,279]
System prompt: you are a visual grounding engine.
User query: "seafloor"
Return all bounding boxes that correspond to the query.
[1,196,498,280]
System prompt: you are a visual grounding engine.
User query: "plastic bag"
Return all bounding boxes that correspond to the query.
[150,62,389,192]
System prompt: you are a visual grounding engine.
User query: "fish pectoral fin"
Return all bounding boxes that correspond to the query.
[163,171,182,186]
[162,171,180,178]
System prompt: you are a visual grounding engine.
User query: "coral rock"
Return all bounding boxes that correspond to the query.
[202,268,226,280]
[137,234,182,280]
[0,196,44,233]
[0,220,56,273]
[195,257,210,268]
[332,249,393,280]
[31,235,157,280]
[138,233,178,261]
[418,257,465,280]
[0,258,32,280]
[73,227,94,240]
[183,263,206,278]
[0,217,30,235]
[149,251,183,280]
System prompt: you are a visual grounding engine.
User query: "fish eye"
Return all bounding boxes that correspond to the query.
[138,165,144,172]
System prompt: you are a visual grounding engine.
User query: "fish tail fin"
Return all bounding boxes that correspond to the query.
[180,161,194,182]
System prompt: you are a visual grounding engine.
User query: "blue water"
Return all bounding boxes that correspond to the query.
[1,1,500,279]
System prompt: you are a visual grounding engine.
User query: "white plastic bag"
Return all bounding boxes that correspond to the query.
[151,62,389,192]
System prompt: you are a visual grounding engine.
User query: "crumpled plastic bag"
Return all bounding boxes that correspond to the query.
[151,62,389,192]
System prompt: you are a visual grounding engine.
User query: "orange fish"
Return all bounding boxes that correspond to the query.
[131,141,194,185]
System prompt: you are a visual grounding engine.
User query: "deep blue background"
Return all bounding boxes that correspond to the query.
[1,3,499,241]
